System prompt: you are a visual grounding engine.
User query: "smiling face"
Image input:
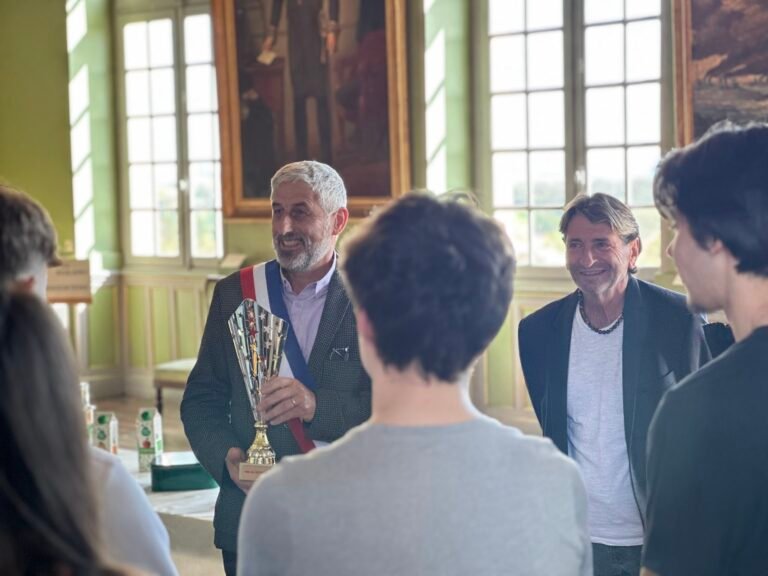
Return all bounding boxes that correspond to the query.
[271,180,343,273]
[565,214,640,299]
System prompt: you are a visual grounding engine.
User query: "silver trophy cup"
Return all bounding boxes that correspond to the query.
[228,299,288,480]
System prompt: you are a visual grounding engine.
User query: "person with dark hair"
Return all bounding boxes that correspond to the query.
[182,161,370,576]
[237,193,592,576]
[0,291,139,575]
[0,183,61,297]
[0,183,178,576]
[641,122,768,576]
[518,192,710,576]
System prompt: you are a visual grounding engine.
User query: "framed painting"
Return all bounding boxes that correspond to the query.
[212,0,410,219]
[674,0,768,145]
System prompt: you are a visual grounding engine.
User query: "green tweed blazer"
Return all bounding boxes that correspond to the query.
[180,266,371,552]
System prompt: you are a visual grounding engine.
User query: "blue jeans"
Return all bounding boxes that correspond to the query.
[592,544,642,576]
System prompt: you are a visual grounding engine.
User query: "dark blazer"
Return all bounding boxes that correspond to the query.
[518,276,710,525]
[180,267,371,552]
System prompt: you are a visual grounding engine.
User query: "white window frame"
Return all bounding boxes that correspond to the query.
[115,0,223,270]
[475,0,674,276]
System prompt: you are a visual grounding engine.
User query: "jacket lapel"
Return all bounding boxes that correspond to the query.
[307,271,351,380]
[546,291,579,453]
[621,276,648,449]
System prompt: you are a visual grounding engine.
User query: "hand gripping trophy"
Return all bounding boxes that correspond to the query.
[228,299,288,481]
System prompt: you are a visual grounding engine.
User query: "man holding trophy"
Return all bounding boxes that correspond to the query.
[181,161,371,576]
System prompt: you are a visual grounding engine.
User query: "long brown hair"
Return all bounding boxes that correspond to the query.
[0,291,125,575]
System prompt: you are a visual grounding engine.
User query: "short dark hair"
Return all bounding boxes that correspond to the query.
[654,121,768,277]
[0,184,60,287]
[341,193,516,382]
[559,193,642,274]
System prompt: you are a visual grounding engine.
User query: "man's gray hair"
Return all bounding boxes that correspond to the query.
[270,161,347,213]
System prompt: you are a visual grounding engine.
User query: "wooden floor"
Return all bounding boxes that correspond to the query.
[97,395,191,452]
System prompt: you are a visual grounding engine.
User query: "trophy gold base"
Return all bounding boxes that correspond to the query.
[239,421,275,482]
[239,461,271,481]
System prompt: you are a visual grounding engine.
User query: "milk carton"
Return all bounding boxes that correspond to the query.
[136,407,163,472]
[94,411,119,454]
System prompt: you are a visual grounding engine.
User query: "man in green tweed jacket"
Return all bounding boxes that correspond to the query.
[181,161,371,576]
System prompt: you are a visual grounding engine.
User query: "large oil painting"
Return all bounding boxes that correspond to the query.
[675,0,768,144]
[213,0,410,218]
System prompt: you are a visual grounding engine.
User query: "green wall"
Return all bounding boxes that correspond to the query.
[0,1,75,253]
[69,0,121,269]
[423,0,472,192]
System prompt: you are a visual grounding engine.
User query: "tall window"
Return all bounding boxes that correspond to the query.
[119,9,222,265]
[487,0,664,268]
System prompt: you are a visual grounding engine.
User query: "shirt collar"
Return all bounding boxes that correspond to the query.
[280,253,337,296]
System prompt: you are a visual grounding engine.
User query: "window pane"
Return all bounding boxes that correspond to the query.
[214,162,222,209]
[585,24,624,86]
[526,0,562,30]
[184,14,212,64]
[634,207,661,268]
[491,94,527,150]
[125,71,150,117]
[154,163,178,209]
[129,164,153,209]
[489,0,524,35]
[123,22,148,70]
[495,209,530,266]
[626,83,660,144]
[150,68,175,115]
[492,152,527,207]
[529,91,564,148]
[191,210,217,258]
[152,116,177,162]
[188,113,215,160]
[149,19,173,68]
[490,36,525,93]
[626,0,661,19]
[530,151,565,207]
[186,64,216,112]
[127,118,151,163]
[626,20,661,82]
[527,31,563,90]
[585,0,623,24]
[212,114,221,160]
[627,145,660,206]
[156,210,179,256]
[216,210,224,256]
[586,87,625,146]
[587,147,625,199]
[131,210,155,256]
[531,210,565,266]
[190,162,216,209]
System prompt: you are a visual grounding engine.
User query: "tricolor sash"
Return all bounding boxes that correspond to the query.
[239,262,316,454]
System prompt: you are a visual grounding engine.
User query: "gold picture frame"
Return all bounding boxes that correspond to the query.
[674,0,768,145]
[213,0,410,219]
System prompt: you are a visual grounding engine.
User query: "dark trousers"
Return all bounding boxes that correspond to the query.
[592,544,642,576]
[222,550,237,576]
[293,93,332,163]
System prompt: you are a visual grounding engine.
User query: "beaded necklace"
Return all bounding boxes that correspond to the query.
[577,290,624,335]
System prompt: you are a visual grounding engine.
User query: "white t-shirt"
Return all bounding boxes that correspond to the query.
[566,309,644,546]
[90,447,179,575]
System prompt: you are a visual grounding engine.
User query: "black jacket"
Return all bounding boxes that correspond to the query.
[518,276,711,525]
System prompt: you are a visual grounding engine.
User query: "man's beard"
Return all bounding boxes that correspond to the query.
[273,224,334,273]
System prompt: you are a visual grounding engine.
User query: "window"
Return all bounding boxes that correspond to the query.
[486,0,665,268]
[118,8,222,265]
